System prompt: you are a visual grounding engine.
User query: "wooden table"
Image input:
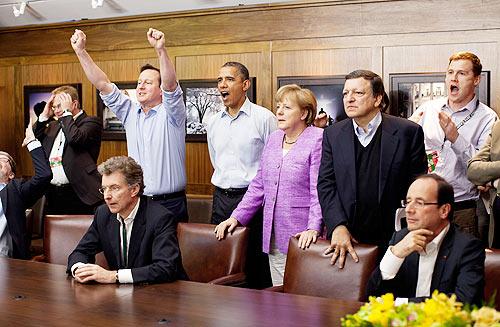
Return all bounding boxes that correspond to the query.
[0,258,363,326]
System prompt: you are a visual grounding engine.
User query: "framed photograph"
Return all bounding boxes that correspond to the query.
[277,76,348,125]
[96,82,137,141]
[23,84,82,127]
[389,71,490,118]
[180,78,256,142]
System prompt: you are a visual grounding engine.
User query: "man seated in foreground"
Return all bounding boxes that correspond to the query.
[67,156,185,284]
[367,174,484,305]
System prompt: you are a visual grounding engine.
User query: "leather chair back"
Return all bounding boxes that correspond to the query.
[44,215,108,268]
[177,223,248,284]
[485,248,500,309]
[283,237,379,301]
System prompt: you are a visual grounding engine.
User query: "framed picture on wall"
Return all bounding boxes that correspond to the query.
[277,76,348,125]
[389,71,490,118]
[23,84,82,128]
[96,82,137,141]
[180,78,257,142]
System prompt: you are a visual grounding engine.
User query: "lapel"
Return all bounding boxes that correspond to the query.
[336,121,357,200]
[106,211,122,268]
[379,115,399,202]
[127,198,147,267]
[431,225,454,290]
[0,186,7,215]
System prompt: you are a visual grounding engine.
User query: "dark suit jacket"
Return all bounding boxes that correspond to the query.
[34,111,102,206]
[67,196,186,283]
[0,146,52,259]
[366,224,485,305]
[317,113,427,245]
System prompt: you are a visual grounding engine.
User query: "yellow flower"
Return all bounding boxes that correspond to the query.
[472,306,500,327]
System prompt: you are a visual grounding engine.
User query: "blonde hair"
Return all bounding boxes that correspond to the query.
[52,85,80,107]
[275,84,317,125]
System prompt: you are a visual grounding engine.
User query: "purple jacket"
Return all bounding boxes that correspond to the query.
[231,126,324,253]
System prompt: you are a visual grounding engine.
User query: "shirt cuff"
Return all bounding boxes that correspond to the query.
[380,246,405,280]
[395,297,409,306]
[450,133,469,153]
[38,114,50,122]
[27,140,42,152]
[71,262,86,277]
[160,82,180,94]
[117,269,133,283]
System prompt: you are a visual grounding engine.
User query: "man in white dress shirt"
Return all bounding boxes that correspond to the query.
[367,174,484,305]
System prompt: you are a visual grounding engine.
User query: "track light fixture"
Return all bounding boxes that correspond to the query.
[91,0,104,9]
[12,1,27,17]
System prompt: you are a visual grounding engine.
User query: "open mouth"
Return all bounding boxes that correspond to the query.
[449,85,459,94]
[220,91,229,100]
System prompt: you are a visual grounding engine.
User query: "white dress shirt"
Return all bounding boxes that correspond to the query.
[379,223,450,304]
[352,111,382,147]
[207,97,277,189]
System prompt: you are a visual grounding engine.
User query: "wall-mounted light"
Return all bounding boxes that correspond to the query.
[91,0,104,9]
[13,1,27,17]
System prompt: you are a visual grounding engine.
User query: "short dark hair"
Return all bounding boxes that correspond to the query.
[139,64,161,85]
[449,51,482,76]
[416,174,454,219]
[221,62,250,81]
[98,156,145,196]
[345,70,390,112]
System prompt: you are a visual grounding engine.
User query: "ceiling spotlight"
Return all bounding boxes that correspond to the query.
[91,0,104,9]
[13,1,27,17]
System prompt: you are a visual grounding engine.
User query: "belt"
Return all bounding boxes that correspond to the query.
[454,199,476,211]
[148,190,185,201]
[216,186,248,197]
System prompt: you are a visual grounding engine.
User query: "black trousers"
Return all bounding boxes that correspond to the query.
[490,196,500,248]
[211,187,272,289]
[45,184,98,215]
[151,193,189,225]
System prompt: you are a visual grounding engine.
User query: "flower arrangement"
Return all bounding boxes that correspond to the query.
[342,291,500,327]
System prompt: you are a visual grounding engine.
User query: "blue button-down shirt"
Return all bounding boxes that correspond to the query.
[352,111,382,147]
[101,84,186,195]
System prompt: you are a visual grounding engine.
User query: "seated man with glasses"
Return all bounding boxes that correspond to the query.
[67,156,186,284]
[366,174,485,305]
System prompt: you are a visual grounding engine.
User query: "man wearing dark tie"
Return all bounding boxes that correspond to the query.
[68,156,185,284]
[367,174,484,305]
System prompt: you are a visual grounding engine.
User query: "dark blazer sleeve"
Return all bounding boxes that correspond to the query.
[67,216,103,273]
[408,123,427,181]
[17,146,53,208]
[59,114,102,148]
[317,127,347,236]
[130,210,183,283]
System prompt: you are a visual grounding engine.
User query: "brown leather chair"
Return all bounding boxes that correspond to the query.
[268,237,378,301]
[485,248,500,309]
[177,222,248,285]
[186,194,213,224]
[36,214,108,268]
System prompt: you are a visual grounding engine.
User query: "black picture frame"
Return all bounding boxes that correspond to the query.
[23,84,82,128]
[96,82,137,141]
[277,76,348,125]
[180,78,257,142]
[389,71,490,118]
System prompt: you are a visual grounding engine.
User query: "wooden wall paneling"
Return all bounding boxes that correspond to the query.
[0,66,16,164]
[2,0,500,58]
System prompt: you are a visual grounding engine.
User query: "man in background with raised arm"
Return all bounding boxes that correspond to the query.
[34,85,102,214]
[71,28,188,223]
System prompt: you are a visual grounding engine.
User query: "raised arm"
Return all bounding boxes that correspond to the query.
[70,29,113,95]
[147,28,177,92]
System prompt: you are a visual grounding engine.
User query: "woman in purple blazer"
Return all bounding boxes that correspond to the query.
[215,84,324,285]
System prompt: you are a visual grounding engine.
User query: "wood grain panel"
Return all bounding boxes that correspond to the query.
[2,0,500,58]
[186,142,214,195]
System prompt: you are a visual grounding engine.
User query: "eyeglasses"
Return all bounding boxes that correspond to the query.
[401,199,440,209]
[98,184,123,195]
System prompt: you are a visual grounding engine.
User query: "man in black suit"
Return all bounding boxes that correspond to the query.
[318,70,427,268]
[34,85,102,214]
[0,127,52,259]
[68,156,185,284]
[366,174,484,305]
